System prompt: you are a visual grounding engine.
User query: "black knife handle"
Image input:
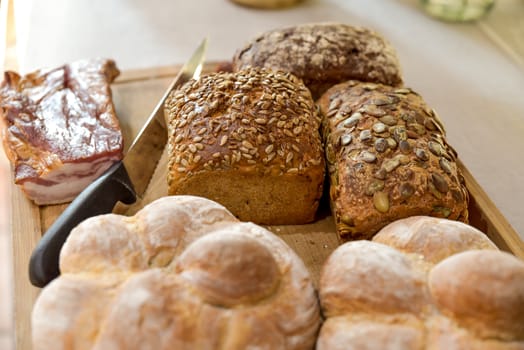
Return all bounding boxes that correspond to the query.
[29,161,137,288]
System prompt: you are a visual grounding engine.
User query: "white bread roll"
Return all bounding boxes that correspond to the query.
[318,216,524,349]
[32,195,320,350]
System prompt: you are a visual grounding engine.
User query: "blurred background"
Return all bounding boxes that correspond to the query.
[1,0,523,349]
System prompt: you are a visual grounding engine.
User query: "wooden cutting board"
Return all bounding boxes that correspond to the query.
[10,63,524,350]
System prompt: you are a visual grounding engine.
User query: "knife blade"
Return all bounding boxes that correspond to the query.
[29,38,208,287]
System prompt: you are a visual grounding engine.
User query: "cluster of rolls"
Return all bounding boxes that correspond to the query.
[33,196,321,350]
[318,216,524,349]
[166,22,469,240]
[32,196,524,349]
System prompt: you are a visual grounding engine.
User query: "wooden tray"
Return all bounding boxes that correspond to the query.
[10,63,524,350]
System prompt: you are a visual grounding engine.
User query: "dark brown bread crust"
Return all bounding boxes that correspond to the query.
[232,23,403,99]
[318,81,469,240]
[165,67,325,225]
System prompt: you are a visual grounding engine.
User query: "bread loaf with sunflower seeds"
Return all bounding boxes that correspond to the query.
[165,67,325,225]
[318,80,469,240]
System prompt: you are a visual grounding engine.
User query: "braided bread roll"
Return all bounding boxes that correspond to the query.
[318,216,524,349]
[32,196,321,350]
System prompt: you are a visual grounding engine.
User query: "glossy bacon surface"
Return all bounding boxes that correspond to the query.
[0,58,123,205]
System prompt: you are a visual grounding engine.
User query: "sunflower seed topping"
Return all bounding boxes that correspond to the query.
[380,115,397,126]
[415,148,429,161]
[165,67,324,176]
[361,151,377,163]
[343,113,362,127]
[375,138,388,153]
[382,158,400,172]
[361,104,386,117]
[360,130,372,142]
[341,134,352,146]
[399,140,411,154]
[386,138,397,149]
[373,122,387,133]
[394,88,411,94]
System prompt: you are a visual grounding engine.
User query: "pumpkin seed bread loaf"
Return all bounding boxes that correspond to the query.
[318,81,469,240]
[165,67,325,225]
[232,22,403,99]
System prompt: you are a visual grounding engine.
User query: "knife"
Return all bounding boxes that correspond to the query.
[29,38,208,288]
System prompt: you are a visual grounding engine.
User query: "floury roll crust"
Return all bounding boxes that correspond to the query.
[317,216,524,350]
[32,196,321,350]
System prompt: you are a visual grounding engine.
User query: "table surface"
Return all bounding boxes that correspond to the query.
[2,0,524,349]
[11,0,524,238]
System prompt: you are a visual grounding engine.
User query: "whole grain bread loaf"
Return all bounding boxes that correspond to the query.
[318,80,469,240]
[232,22,403,98]
[317,216,524,349]
[165,67,325,225]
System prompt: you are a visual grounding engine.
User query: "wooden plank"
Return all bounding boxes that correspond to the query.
[459,159,524,258]
[115,65,182,84]
[266,216,339,288]
[9,63,524,350]
[11,188,40,350]
[113,63,524,258]
[114,62,225,85]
